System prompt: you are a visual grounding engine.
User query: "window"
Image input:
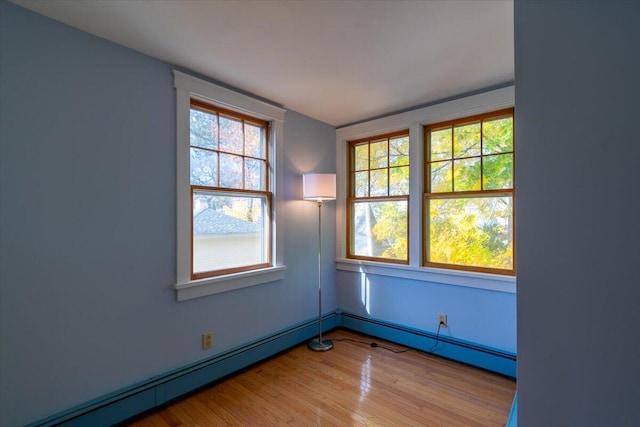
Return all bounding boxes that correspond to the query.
[190,100,271,279]
[348,130,410,263]
[336,87,515,291]
[424,108,515,275]
[173,70,286,301]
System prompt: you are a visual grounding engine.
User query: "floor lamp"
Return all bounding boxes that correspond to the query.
[303,173,336,352]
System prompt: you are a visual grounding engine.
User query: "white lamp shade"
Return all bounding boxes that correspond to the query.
[303,173,336,201]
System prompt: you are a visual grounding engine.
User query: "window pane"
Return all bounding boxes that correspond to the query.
[389,166,409,196]
[370,169,388,196]
[389,136,409,166]
[454,122,481,158]
[483,154,513,190]
[430,128,451,161]
[219,115,243,155]
[429,160,452,193]
[370,140,388,169]
[190,109,218,150]
[354,144,368,171]
[244,123,264,158]
[453,158,481,191]
[351,200,408,260]
[219,153,243,189]
[354,171,368,197]
[483,117,513,155]
[428,197,513,270]
[245,158,265,191]
[193,191,267,274]
[190,147,217,186]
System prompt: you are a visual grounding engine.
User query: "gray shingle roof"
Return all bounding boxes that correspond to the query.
[193,208,259,236]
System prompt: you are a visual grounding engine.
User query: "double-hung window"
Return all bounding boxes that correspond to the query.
[347,130,410,263]
[173,71,285,301]
[190,100,271,279]
[424,108,515,275]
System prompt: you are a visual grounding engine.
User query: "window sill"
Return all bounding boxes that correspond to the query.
[336,258,515,293]
[174,265,287,301]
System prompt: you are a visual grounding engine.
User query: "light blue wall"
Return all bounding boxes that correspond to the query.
[282,109,338,315]
[0,2,335,426]
[515,1,640,425]
[1,1,520,425]
[337,273,516,353]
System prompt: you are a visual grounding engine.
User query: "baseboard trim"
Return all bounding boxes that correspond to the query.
[26,313,340,427]
[27,310,515,426]
[338,311,517,378]
[506,392,518,426]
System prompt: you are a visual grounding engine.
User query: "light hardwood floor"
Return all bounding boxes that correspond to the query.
[125,329,516,426]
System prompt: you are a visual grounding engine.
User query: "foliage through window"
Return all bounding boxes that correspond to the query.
[190,99,271,279]
[424,108,514,275]
[348,130,409,263]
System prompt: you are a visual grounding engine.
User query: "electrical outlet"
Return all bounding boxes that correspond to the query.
[202,332,213,350]
[438,313,447,327]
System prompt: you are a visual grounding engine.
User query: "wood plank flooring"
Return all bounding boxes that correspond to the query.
[125,329,516,426]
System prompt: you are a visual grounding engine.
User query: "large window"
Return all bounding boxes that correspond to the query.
[424,108,515,275]
[190,100,271,279]
[348,130,410,263]
[173,70,285,301]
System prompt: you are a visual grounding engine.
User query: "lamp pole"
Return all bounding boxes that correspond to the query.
[308,200,333,351]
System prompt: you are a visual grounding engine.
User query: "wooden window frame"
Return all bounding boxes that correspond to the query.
[347,129,410,264]
[190,99,272,280]
[423,108,515,276]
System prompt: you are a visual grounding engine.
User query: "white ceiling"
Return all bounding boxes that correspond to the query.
[11,0,514,127]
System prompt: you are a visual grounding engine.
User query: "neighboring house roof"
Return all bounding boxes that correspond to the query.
[193,208,259,236]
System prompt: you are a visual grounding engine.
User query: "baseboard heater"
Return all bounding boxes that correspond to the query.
[338,311,516,378]
[26,311,515,426]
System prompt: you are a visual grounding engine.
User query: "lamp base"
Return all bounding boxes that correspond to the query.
[308,338,334,352]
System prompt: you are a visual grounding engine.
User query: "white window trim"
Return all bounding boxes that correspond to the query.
[336,86,515,294]
[173,70,286,301]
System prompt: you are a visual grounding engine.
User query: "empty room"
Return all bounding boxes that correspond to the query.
[1,1,638,426]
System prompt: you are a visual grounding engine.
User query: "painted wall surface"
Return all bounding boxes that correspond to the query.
[337,272,516,353]
[0,2,336,426]
[515,1,640,425]
[282,109,338,316]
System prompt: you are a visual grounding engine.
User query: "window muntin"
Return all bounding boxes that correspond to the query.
[424,109,514,275]
[190,99,271,279]
[348,130,409,263]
